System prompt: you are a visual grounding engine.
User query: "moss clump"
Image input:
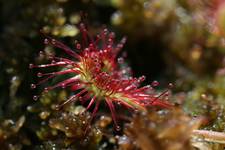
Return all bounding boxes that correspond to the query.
[119,108,200,150]
[0,116,30,150]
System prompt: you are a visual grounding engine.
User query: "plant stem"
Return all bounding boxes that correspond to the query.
[192,129,225,144]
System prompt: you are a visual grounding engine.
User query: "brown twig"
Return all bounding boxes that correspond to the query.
[192,129,225,144]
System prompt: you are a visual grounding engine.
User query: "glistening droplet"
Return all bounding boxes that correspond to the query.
[44,39,49,44]
[51,39,56,44]
[31,84,36,89]
[117,57,124,64]
[76,43,81,49]
[115,125,121,131]
[33,95,38,101]
[138,75,146,82]
[168,83,174,89]
[29,64,34,69]
[44,87,49,93]
[51,60,56,64]
[151,80,159,87]
[37,72,43,77]
[61,83,66,89]
[39,51,44,56]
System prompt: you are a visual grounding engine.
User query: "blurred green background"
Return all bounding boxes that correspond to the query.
[1,0,225,149]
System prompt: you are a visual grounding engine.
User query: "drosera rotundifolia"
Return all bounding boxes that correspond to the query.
[30,23,172,131]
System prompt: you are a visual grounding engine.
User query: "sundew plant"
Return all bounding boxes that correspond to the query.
[30,23,171,130]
